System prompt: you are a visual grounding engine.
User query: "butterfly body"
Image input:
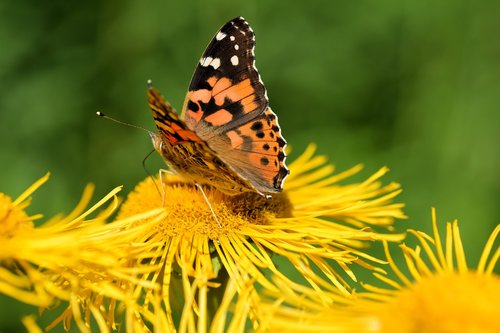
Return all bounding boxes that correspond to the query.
[148,17,289,197]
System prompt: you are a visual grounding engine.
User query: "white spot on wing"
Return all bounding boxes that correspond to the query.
[200,56,213,67]
[199,56,221,70]
[230,35,235,41]
[216,31,226,41]
[230,55,239,66]
[234,44,239,50]
[210,57,221,69]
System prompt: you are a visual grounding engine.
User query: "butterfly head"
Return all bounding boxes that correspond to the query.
[149,132,163,154]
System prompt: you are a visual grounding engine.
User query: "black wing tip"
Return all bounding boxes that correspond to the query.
[229,16,250,26]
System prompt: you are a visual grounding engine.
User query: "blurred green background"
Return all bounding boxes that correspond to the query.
[1,0,499,331]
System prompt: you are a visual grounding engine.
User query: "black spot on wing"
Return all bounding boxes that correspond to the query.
[201,96,247,121]
[222,98,245,118]
[251,121,263,131]
[187,100,199,112]
[197,80,214,91]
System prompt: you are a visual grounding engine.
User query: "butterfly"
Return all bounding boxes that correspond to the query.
[147,17,289,197]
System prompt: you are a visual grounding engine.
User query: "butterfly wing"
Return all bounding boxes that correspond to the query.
[181,17,289,194]
[148,82,203,145]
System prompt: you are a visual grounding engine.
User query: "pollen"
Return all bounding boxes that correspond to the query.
[118,175,292,239]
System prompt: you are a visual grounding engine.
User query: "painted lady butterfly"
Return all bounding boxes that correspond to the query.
[148,17,289,197]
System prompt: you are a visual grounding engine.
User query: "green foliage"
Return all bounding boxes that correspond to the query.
[1,0,499,331]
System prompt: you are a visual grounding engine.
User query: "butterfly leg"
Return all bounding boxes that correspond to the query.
[195,183,222,228]
[158,168,176,207]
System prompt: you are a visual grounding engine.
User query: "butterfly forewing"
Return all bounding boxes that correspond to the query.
[181,17,288,193]
[181,17,268,138]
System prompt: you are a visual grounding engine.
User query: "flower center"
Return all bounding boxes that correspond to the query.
[118,176,292,239]
[376,272,500,333]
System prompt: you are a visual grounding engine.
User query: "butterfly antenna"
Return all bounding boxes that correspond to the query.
[96,112,153,135]
[97,111,164,193]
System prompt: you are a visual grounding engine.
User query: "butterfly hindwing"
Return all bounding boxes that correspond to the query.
[207,107,289,193]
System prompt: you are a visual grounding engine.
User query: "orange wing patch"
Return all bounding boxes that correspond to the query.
[184,77,260,130]
[213,78,253,109]
[148,87,203,145]
[204,109,234,126]
[212,77,232,96]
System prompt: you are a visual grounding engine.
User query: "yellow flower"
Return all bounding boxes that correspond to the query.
[256,208,500,333]
[1,143,406,332]
[0,173,164,332]
[117,144,406,330]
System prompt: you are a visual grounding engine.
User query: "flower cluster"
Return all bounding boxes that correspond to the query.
[1,145,497,332]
